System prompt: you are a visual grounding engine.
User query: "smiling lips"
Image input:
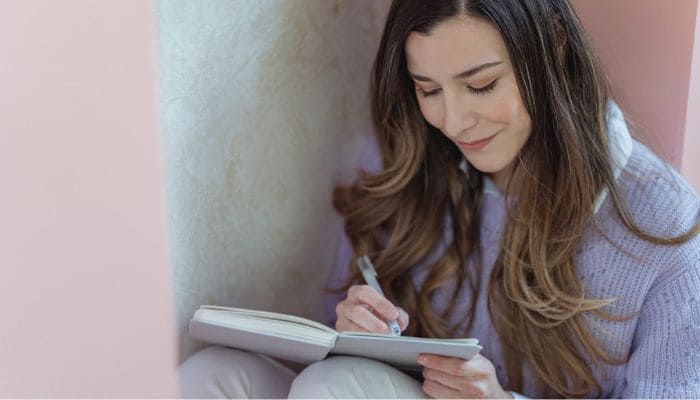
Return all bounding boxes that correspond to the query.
[457,131,500,151]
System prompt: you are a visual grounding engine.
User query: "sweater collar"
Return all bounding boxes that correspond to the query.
[459,100,633,213]
[595,100,633,212]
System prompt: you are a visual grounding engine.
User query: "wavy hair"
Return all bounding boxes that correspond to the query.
[332,0,699,397]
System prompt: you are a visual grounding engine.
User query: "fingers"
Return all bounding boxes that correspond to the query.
[346,303,392,333]
[335,285,403,334]
[418,353,490,378]
[423,368,460,391]
[418,353,503,399]
[335,318,374,334]
[348,285,399,321]
[421,377,461,399]
[422,375,488,399]
[423,367,489,395]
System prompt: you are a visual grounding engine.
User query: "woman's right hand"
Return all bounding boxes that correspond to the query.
[335,284,409,334]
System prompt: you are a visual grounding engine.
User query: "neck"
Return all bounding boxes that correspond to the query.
[488,159,519,193]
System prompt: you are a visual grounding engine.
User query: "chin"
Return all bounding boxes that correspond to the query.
[464,156,511,176]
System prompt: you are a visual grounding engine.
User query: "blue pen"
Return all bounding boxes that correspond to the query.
[356,255,402,336]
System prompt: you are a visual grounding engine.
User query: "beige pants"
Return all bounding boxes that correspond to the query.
[178,346,426,398]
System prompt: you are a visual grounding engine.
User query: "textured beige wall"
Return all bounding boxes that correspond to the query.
[158,0,390,362]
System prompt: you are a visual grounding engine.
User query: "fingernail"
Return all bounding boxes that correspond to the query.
[417,355,427,364]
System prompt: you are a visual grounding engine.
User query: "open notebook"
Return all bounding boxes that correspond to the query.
[189,305,482,369]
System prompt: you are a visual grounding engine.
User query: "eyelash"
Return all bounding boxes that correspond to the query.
[418,79,498,98]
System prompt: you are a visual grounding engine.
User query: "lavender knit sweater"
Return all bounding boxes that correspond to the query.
[324,106,700,398]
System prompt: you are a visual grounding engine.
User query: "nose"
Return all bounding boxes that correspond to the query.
[443,92,477,140]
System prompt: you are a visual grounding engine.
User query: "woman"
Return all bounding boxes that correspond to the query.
[179,0,700,398]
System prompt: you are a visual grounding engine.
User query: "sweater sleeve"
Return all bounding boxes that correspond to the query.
[621,235,700,398]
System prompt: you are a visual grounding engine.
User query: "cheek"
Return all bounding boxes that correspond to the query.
[473,73,525,124]
[489,88,532,142]
[487,89,522,125]
[418,101,443,129]
[507,98,532,142]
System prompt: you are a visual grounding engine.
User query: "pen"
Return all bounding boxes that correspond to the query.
[356,255,402,336]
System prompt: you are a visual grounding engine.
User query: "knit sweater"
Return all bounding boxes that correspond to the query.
[324,105,700,398]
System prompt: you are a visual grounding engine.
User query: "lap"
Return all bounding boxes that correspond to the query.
[178,347,425,399]
[178,346,297,398]
[289,356,425,399]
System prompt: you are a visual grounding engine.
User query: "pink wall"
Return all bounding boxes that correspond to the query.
[572,0,699,190]
[0,1,697,396]
[683,3,700,191]
[0,0,178,396]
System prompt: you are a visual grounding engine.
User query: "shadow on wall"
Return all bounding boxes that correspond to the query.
[157,0,391,363]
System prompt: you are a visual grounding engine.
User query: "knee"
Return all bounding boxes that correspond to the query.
[289,356,425,399]
[288,356,359,398]
[178,346,250,378]
[178,346,284,398]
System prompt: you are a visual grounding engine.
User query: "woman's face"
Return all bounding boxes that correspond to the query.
[405,15,532,190]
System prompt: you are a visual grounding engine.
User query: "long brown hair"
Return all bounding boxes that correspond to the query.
[332,0,699,397]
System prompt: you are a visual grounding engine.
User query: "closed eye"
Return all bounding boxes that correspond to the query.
[416,79,499,98]
[418,88,441,98]
[469,79,498,95]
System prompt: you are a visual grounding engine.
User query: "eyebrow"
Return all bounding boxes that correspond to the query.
[409,61,503,82]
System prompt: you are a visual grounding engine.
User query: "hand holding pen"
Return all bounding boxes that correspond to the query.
[334,255,409,336]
